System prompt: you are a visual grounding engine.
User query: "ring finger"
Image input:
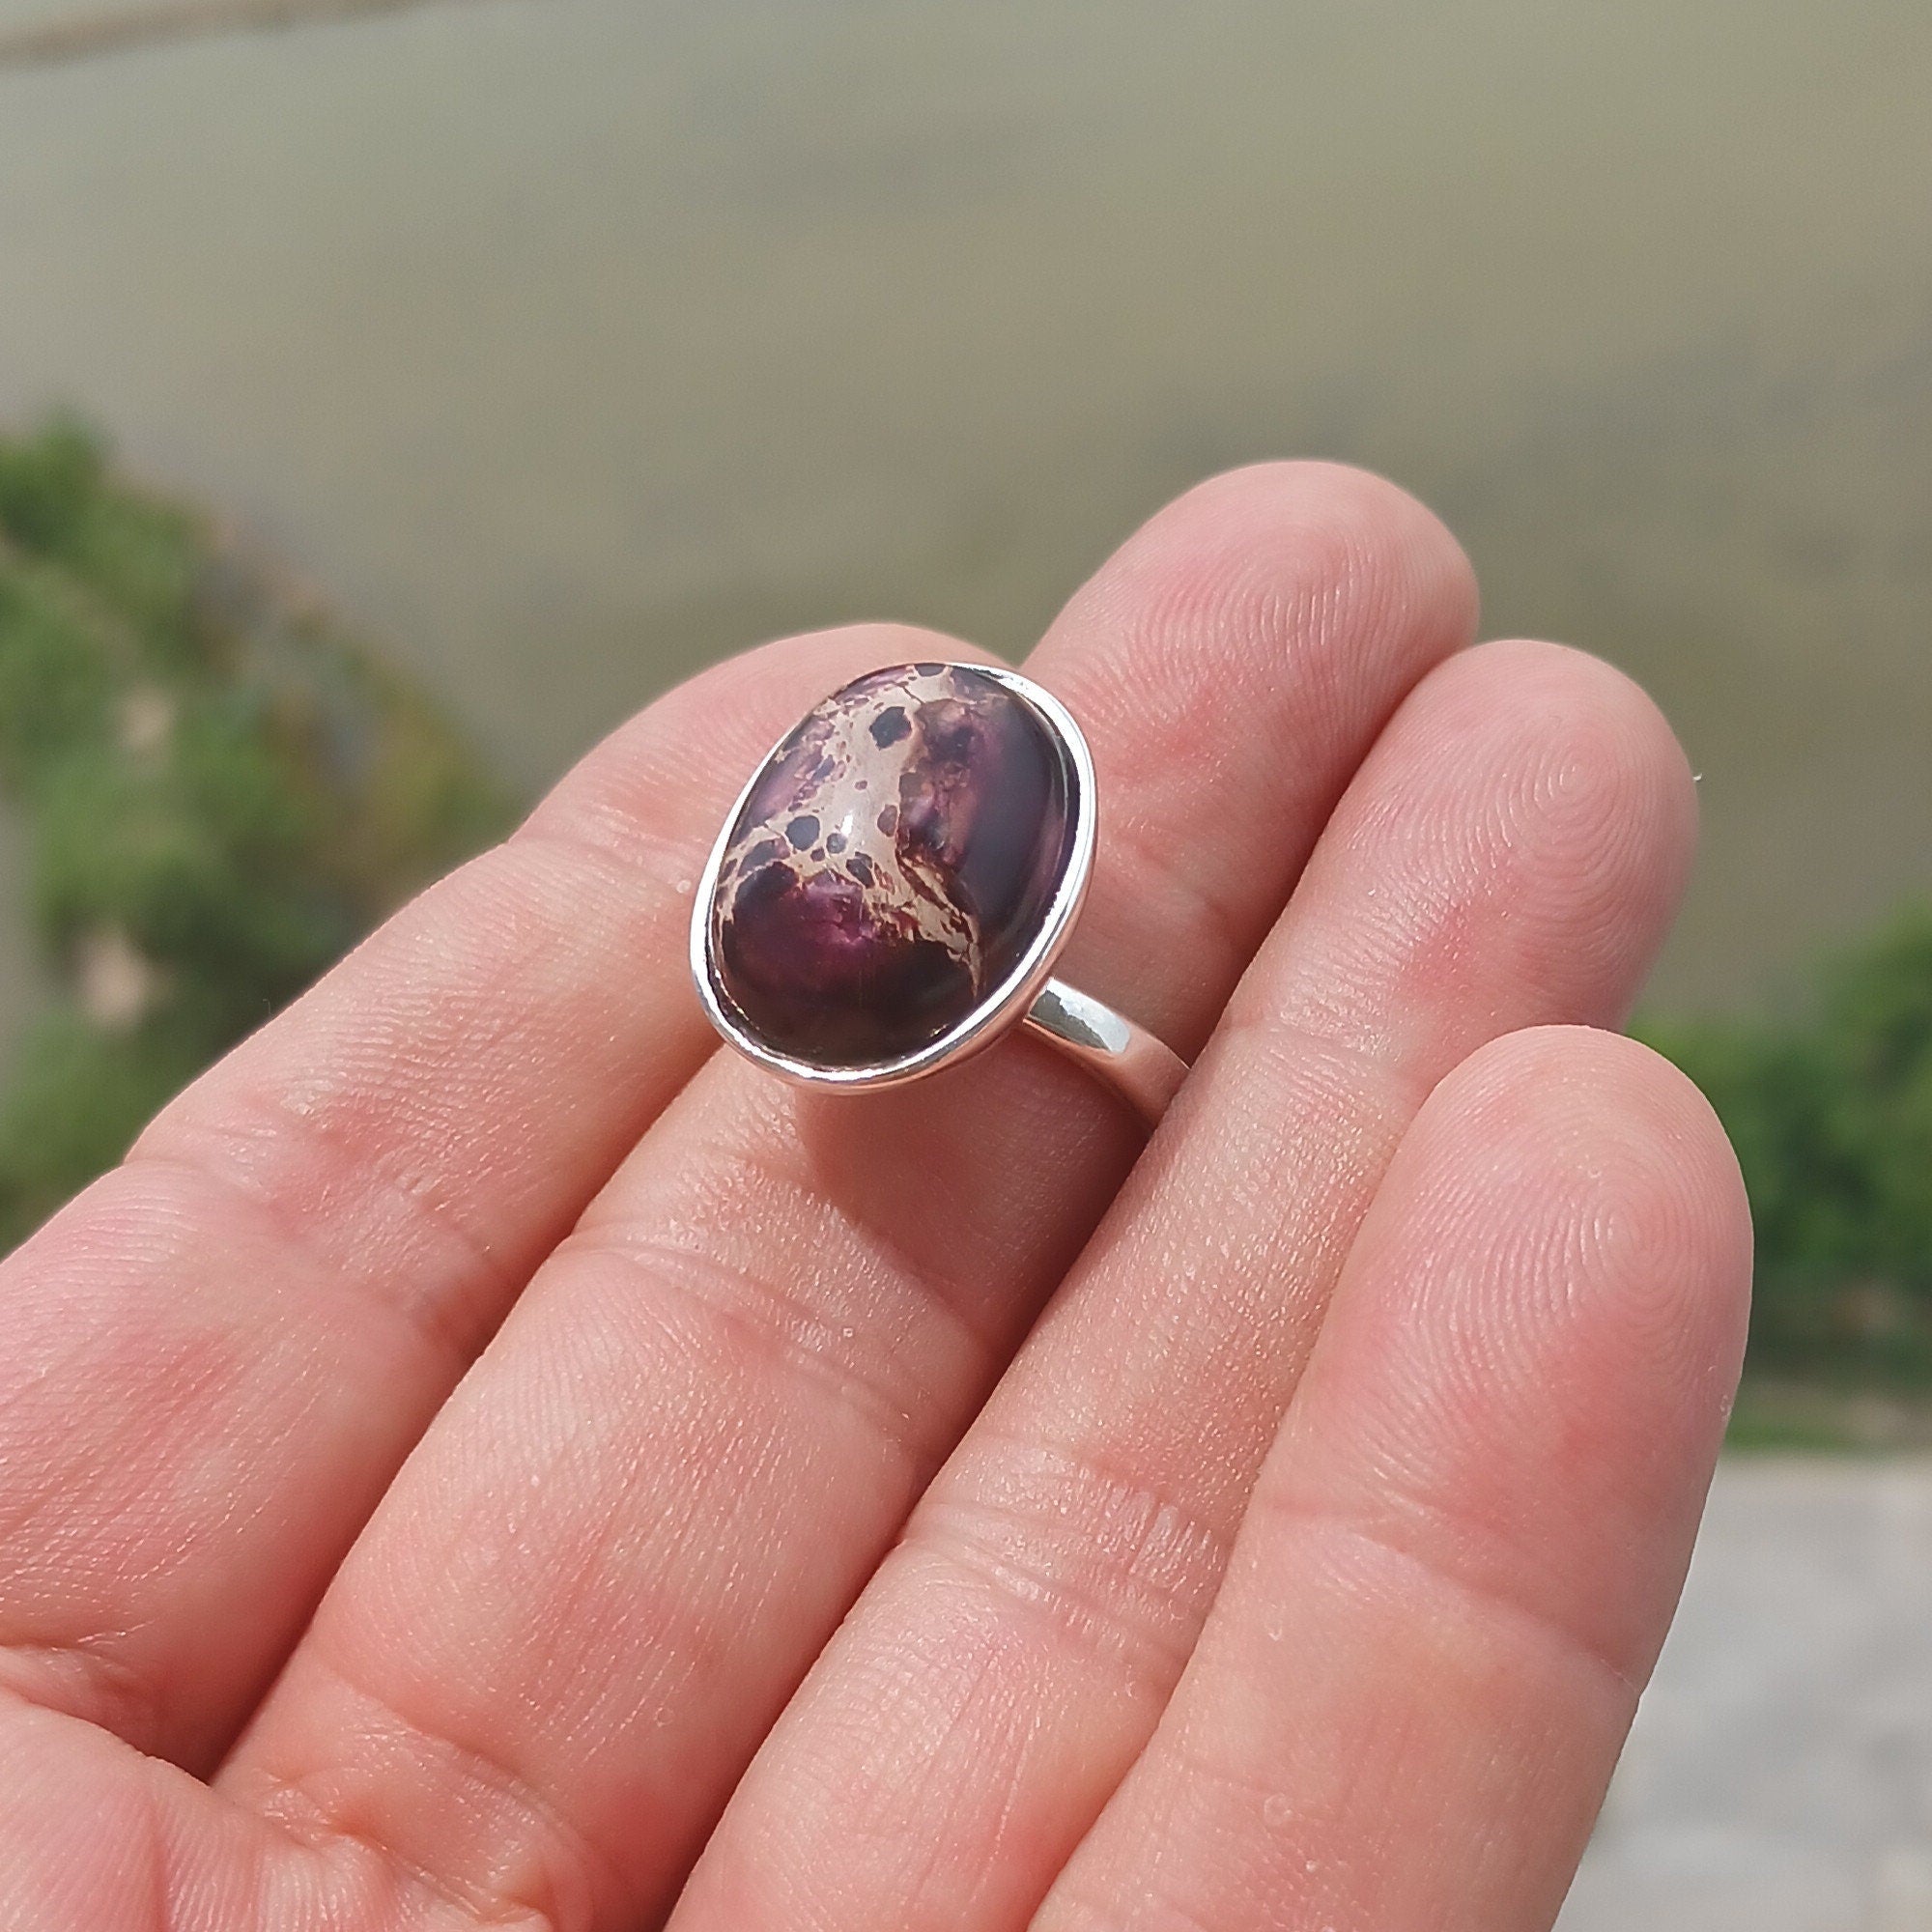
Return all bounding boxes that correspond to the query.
[1036,1026,1748,1932]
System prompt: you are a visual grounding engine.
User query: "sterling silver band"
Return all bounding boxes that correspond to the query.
[1022,979,1188,1125]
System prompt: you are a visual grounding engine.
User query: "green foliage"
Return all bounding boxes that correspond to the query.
[1640,906,1932,1385]
[0,1006,225,1224]
[0,573,114,788]
[0,416,102,555]
[0,418,513,1249]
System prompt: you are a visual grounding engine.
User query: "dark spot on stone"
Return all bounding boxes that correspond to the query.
[876,804,898,836]
[786,815,819,849]
[923,712,976,766]
[825,831,846,853]
[846,852,874,885]
[914,661,946,676]
[869,705,911,749]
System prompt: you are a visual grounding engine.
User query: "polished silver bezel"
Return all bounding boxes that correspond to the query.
[690,662,1097,1094]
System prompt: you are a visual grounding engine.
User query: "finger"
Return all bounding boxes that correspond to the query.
[671,639,1696,1932]
[216,466,1477,1928]
[1036,1026,1751,1932]
[0,620,924,1769]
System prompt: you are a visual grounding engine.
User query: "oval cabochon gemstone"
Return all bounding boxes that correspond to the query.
[707,663,1076,1066]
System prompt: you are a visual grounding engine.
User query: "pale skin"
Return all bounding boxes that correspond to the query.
[0,464,1751,1931]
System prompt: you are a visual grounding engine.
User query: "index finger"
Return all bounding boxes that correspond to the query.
[0,621,928,1770]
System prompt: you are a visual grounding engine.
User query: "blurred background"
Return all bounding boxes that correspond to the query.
[0,1,1928,1923]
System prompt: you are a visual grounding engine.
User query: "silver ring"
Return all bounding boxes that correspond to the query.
[690,661,1189,1125]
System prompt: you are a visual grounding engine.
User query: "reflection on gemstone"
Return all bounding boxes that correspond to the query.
[707,664,1075,1065]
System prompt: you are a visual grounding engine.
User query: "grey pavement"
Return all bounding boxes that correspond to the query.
[1560,1458,1932,1931]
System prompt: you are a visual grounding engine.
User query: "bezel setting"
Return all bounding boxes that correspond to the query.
[690,662,1096,1094]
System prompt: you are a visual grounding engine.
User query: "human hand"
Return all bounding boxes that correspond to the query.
[0,466,1749,1931]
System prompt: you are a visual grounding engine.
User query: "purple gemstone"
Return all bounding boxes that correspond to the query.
[707,664,1075,1065]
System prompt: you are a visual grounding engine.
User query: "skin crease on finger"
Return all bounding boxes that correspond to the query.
[666,641,1700,1932]
[0,465,1480,1930]
[1033,1027,1751,1932]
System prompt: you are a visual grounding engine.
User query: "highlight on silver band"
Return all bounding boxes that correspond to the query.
[1022,979,1189,1126]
